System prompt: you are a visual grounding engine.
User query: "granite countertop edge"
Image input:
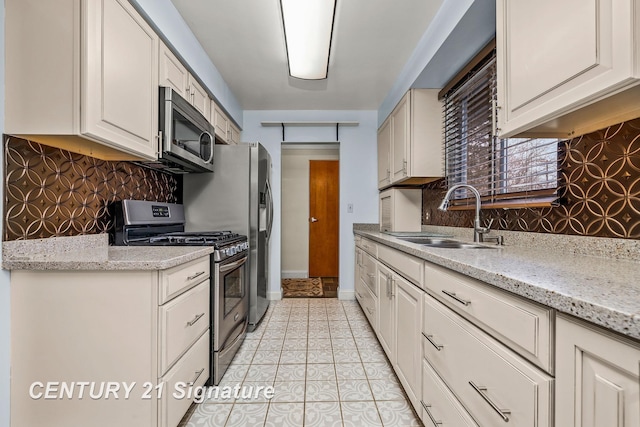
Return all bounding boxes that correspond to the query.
[354,229,640,341]
[2,235,215,271]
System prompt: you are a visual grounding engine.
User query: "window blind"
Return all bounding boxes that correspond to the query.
[443,51,559,209]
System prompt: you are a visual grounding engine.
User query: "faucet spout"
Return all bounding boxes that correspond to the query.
[438,184,487,243]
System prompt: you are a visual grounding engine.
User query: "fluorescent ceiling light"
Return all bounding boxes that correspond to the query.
[280,0,336,80]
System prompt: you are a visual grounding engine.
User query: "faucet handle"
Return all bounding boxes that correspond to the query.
[485,218,494,230]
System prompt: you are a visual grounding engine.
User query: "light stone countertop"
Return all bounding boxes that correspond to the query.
[2,234,214,271]
[354,225,640,341]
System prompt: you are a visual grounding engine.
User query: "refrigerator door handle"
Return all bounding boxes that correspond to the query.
[265,179,274,240]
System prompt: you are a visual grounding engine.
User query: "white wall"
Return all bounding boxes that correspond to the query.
[0,1,11,425]
[281,148,340,277]
[242,111,378,299]
[130,0,243,126]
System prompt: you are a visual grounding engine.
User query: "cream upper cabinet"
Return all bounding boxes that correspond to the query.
[394,275,423,413]
[6,0,159,161]
[556,315,640,427]
[377,89,443,188]
[212,102,241,145]
[377,118,392,188]
[391,94,410,182]
[159,42,210,119]
[379,188,422,233]
[159,43,189,99]
[497,0,640,138]
[188,76,209,119]
[229,122,241,145]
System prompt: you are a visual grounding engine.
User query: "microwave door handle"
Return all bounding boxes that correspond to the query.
[201,131,214,164]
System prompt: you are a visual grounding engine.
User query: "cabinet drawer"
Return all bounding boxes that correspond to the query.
[378,244,423,287]
[159,331,209,427]
[421,359,478,427]
[359,237,378,257]
[355,276,377,330]
[159,281,210,375]
[423,295,553,427]
[424,261,553,372]
[361,252,377,296]
[159,256,210,304]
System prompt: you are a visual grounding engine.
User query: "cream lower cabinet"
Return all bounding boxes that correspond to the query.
[376,262,396,363]
[394,275,423,412]
[556,314,640,427]
[424,294,554,426]
[497,0,640,138]
[6,0,159,161]
[10,256,211,427]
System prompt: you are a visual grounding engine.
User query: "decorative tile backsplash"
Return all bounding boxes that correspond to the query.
[423,118,640,239]
[4,136,180,241]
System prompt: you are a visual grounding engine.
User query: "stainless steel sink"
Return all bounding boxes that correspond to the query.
[397,236,496,249]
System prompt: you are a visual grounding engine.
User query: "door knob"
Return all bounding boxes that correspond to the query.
[310,217,318,223]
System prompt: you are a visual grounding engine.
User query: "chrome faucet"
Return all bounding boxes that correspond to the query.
[438,184,495,243]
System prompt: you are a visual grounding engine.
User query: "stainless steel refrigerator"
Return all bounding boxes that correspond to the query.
[183,143,273,331]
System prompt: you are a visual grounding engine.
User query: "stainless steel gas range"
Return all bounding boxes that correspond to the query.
[110,199,248,385]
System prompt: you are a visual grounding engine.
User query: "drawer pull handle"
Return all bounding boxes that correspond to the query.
[469,381,510,422]
[187,271,206,281]
[367,273,375,279]
[420,401,442,425]
[186,312,205,327]
[189,368,205,385]
[423,333,443,351]
[366,307,374,315]
[442,290,471,306]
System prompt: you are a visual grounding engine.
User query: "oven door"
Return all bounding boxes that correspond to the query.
[212,252,248,384]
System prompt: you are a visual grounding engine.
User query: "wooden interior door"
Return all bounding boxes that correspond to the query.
[309,160,339,277]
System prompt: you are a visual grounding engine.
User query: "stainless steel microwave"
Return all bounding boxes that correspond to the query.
[139,86,215,174]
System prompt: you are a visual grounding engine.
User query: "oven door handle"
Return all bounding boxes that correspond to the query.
[219,256,247,274]
[220,315,248,352]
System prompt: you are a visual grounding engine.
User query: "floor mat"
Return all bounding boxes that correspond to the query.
[281,278,324,298]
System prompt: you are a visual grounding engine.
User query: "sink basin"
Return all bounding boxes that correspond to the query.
[397,236,496,249]
[422,241,496,249]
[383,231,453,238]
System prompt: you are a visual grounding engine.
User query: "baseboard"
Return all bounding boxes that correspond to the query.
[267,288,283,300]
[338,289,355,300]
[281,270,308,279]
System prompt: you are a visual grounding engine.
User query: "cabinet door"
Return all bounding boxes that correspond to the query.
[377,118,392,189]
[394,275,423,412]
[497,0,640,137]
[391,92,409,183]
[159,43,188,99]
[556,315,640,427]
[212,102,230,142]
[377,263,396,364]
[354,247,363,292]
[188,76,209,118]
[83,0,158,160]
[229,123,241,145]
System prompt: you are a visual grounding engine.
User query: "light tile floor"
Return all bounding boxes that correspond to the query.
[182,298,422,427]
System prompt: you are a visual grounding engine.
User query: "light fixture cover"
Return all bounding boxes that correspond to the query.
[280,0,336,80]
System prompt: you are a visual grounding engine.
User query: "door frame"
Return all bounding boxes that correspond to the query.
[280,143,340,280]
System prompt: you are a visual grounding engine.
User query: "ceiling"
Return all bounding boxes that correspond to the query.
[170,0,444,110]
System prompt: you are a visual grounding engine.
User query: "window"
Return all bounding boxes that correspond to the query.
[443,50,559,209]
